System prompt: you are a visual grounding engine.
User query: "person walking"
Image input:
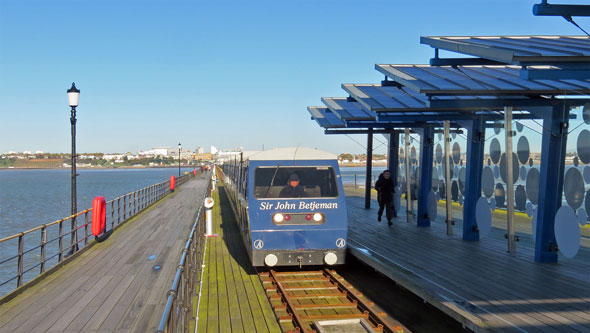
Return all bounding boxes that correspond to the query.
[375,170,396,226]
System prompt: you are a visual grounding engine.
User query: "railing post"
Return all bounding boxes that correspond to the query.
[111,201,115,229]
[40,226,47,274]
[84,211,89,246]
[118,197,121,224]
[123,195,127,221]
[17,233,24,287]
[58,220,63,262]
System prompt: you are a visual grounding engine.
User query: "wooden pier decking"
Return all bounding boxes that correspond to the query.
[194,185,280,333]
[346,194,590,333]
[0,176,209,332]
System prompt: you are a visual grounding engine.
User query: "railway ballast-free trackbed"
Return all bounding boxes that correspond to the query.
[259,268,404,333]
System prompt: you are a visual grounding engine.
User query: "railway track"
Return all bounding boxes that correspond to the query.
[259,268,404,333]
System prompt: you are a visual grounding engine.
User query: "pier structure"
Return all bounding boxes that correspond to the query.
[0,174,210,332]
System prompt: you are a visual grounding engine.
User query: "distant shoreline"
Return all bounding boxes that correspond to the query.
[0,165,196,171]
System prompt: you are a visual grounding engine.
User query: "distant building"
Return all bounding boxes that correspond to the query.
[138,147,171,157]
[195,147,205,154]
[210,146,217,155]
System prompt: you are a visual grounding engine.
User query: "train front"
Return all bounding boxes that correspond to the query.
[248,158,348,267]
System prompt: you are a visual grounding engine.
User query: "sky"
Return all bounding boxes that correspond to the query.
[1,0,590,155]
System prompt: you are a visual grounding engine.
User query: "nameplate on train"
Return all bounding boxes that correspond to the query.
[259,201,338,211]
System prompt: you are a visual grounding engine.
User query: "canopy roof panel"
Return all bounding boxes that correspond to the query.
[321,97,375,121]
[307,106,345,128]
[421,35,590,64]
[375,64,590,95]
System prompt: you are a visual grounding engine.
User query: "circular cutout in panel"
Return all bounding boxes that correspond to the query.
[495,183,505,208]
[482,166,495,198]
[577,129,590,164]
[517,136,530,164]
[515,185,527,212]
[529,158,534,167]
[489,197,496,211]
[494,165,500,179]
[427,190,437,221]
[520,166,527,181]
[494,120,502,134]
[578,208,587,226]
[489,138,501,164]
[526,167,540,205]
[451,181,459,201]
[583,103,590,124]
[458,167,466,194]
[516,122,524,132]
[586,190,590,215]
[435,144,443,164]
[452,142,461,164]
[564,167,585,209]
[437,132,442,141]
[399,147,405,164]
[499,152,519,184]
[476,197,492,237]
[410,146,417,164]
[526,201,534,217]
[554,206,581,258]
[439,182,446,199]
[584,166,590,183]
[574,156,579,167]
[452,132,457,139]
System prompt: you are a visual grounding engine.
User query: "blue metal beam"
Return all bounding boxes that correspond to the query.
[533,2,590,17]
[417,125,435,227]
[535,105,569,263]
[521,68,590,80]
[462,118,486,241]
[365,129,373,209]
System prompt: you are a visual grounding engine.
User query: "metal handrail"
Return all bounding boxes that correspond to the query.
[157,172,211,332]
[0,172,196,297]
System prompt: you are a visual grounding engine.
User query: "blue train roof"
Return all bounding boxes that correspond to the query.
[246,147,337,161]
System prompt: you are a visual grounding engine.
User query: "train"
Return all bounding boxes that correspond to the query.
[221,147,348,267]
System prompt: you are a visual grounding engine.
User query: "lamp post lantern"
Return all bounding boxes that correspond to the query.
[178,143,182,178]
[67,82,80,253]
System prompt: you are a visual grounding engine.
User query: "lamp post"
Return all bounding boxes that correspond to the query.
[67,82,80,253]
[178,142,182,178]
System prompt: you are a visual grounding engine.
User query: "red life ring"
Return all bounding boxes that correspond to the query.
[170,175,176,192]
[92,196,106,236]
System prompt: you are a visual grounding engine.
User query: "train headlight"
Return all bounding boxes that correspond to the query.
[324,252,337,265]
[265,254,278,266]
[273,214,284,223]
[313,213,323,222]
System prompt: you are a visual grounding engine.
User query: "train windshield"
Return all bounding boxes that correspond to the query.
[254,166,339,199]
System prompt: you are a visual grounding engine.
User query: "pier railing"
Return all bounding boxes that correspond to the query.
[158,172,212,332]
[0,172,194,297]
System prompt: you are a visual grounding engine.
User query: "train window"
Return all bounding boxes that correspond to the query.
[254,166,339,199]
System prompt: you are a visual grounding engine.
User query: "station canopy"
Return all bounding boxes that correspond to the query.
[421,35,590,79]
[308,35,590,133]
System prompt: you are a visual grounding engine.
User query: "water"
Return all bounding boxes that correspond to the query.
[340,166,387,187]
[0,167,193,295]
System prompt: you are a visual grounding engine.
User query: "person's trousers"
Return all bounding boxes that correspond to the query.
[378,200,395,221]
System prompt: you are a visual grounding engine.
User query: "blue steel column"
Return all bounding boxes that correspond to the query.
[388,131,399,187]
[462,118,485,241]
[365,129,373,209]
[535,106,569,263]
[417,125,434,227]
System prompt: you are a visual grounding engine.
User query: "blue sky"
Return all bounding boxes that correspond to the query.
[1,0,589,155]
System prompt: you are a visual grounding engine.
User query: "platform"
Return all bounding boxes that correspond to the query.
[0,176,209,332]
[346,193,590,333]
[194,185,281,332]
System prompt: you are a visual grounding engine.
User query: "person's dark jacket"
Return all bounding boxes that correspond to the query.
[375,174,395,203]
[279,185,308,198]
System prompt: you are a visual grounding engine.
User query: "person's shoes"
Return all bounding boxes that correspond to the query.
[377,216,382,222]
[388,220,393,226]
